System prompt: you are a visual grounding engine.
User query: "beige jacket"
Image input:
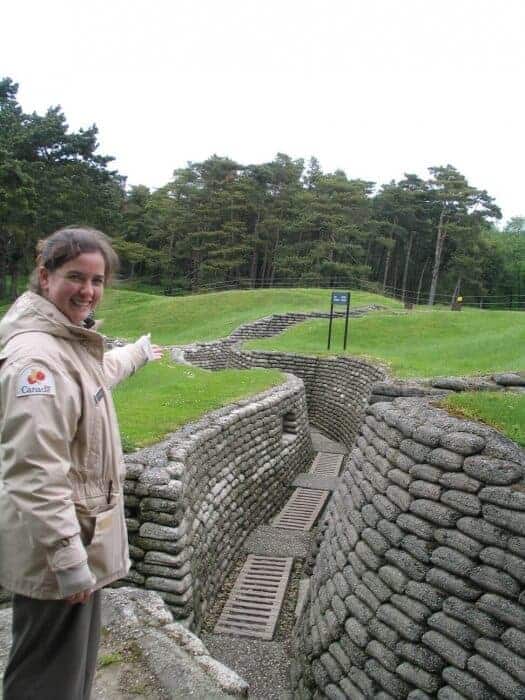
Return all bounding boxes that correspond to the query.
[0,292,149,599]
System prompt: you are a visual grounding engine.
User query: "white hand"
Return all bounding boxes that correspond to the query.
[150,344,164,361]
[65,589,92,605]
[137,334,164,362]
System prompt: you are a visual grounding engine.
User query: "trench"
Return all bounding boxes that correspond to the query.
[178,310,525,699]
[199,426,346,699]
[2,307,524,699]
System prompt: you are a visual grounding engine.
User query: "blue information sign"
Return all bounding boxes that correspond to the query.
[332,292,349,305]
[327,290,351,350]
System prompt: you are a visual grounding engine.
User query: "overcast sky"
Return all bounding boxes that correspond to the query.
[2,0,523,222]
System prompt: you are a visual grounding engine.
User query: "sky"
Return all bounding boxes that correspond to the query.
[2,0,524,223]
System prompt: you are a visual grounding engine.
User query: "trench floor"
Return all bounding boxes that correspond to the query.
[202,426,347,699]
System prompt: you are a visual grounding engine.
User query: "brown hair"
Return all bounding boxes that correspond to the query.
[30,226,119,294]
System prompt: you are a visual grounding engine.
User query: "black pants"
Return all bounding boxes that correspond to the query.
[3,591,101,700]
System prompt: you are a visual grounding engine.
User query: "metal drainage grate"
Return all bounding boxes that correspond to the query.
[310,452,344,477]
[214,555,293,640]
[272,487,330,531]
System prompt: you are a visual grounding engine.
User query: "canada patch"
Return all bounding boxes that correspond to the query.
[16,367,56,397]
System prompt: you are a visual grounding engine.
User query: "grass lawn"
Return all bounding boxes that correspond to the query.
[113,359,284,450]
[97,287,401,345]
[0,288,398,447]
[246,307,525,379]
[2,289,523,448]
[442,392,525,448]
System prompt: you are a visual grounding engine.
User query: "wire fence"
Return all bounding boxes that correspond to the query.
[154,275,525,311]
[2,264,523,311]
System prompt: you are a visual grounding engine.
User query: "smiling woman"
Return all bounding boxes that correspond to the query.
[0,226,163,700]
[29,227,119,326]
[38,252,106,325]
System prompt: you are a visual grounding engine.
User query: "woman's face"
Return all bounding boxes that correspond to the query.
[38,252,106,325]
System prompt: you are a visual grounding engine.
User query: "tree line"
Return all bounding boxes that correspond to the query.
[2,76,524,307]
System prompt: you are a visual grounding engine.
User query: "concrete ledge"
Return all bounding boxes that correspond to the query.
[242,526,313,559]
[310,428,347,454]
[292,473,340,491]
[0,588,247,699]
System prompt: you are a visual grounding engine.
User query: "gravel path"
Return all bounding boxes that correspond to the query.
[202,635,293,700]
[197,427,347,698]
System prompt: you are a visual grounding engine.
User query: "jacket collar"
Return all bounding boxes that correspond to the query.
[0,292,105,360]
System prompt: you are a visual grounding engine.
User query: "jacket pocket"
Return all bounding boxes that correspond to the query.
[83,504,120,581]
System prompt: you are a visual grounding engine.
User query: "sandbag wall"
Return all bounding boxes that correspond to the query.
[122,374,313,630]
[180,307,375,372]
[232,352,385,450]
[181,338,239,370]
[184,345,386,451]
[291,397,525,699]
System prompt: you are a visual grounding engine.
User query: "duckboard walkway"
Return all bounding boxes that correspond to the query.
[214,428,345,643]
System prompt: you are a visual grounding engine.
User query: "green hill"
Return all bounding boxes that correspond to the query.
[114,362,284,450]
[97,287,401,344]
[246,307,525,379]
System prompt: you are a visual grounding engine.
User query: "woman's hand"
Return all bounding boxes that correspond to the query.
[137,334,164,362]
[150,344,164,361]
[65,589,92,605]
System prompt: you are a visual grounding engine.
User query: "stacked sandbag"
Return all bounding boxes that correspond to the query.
[121,374,313,629]
[181,306,381,371]
[291,398,525,699]
[227,353,385,452]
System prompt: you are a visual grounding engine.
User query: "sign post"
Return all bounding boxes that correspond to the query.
[327,291,351,350]
[327,297,334,350]
[343,292,351,350]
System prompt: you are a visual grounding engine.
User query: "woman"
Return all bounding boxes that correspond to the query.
[0,226,162,699]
